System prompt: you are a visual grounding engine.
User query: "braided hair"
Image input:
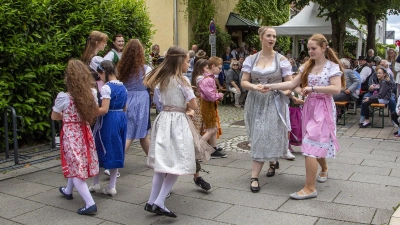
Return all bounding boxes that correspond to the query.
[96,60,116,83]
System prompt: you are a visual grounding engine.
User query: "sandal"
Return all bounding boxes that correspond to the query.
[266,161,279,177]
[250,178,260,193]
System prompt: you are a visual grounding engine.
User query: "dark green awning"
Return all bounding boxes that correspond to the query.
[225,12,260,31]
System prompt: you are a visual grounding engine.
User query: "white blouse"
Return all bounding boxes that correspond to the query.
[52,88,98,113]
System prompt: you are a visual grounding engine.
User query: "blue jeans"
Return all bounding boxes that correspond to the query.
[360,92,395,116]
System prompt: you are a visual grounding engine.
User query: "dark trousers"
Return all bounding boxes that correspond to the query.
[392,111,399,126]
[362,98,379,120]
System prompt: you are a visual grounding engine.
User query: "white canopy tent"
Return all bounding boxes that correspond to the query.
[273,2,363,58]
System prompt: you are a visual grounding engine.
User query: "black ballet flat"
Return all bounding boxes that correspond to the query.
[266,161,280,177]
[144,203,155,213]
[250,178,260,193]
[152,204,177,218]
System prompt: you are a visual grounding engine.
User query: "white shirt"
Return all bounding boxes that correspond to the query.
[359,66,372,83]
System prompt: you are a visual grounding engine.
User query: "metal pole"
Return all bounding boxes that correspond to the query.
[51,120,56,149]
[3,109,9,159]
[10,107,19,165]
[173,0,178,46]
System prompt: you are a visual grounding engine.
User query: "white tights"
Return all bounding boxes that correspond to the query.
[147,172,178,212]
[92,168,119,189]
[65,177,95,208]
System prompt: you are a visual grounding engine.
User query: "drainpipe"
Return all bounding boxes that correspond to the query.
[174,0,178,46]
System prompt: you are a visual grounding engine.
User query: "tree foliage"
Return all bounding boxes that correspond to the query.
[0,0,153,148]
[236,0,291,52]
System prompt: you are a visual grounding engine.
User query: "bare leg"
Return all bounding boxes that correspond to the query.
[201,127,217,147]
[140,135,150,156]
[125,139,133,154]
[251,160,264,187]
[317,158,328,178]
[299,156,318,194]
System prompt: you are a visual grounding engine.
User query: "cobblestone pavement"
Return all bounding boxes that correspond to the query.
[1,104,400,224]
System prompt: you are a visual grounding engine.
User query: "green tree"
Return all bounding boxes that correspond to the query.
[236,0,291,51]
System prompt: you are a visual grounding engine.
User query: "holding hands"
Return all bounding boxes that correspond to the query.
[302,86,313,96]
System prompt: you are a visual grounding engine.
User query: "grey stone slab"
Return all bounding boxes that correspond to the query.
[371,208,393,225]
[166,195,233,219]
[377,140,400,147]
[111,174,152,188]
[203,157,236,166]
[390,169,400,177]
[119,155,149,174]
[223,159,251,170]
[332,156,364,165]
[350,140,380,149]
[0,217,21,225]
[316,218,366,225]
[338,151,396,162]
[108,186,150,205]
[327,162,390,176]
[31,160,60,170]
[279,199,375,224]
[334,183,400,210]
[0,193,45,219]
[372,149,400,158]
[98,221,124,225]
[337,147,372,154]
[17,170,66,187]
[27,187,107,212]
[283,165,353,181]
[362,159,400,169]
[0,178,53,198]
[95,199,160,224]
[374,144,400,151]
[154,214,229,225]
[349,172,400,187]
[201,187,288,210]
[215,205,317,225]
[167,180,214,199]
[219,151,250,161]
[11,205,104,225]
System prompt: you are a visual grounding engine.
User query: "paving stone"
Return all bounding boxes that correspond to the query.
[349,172,400,187]
[279,199,375,224]
[109,186,150,205]
[390,169,400,177]
[372,149,400,158]
[11,206,104,225]
[371,208,393,225]
[283,165,353,181]
[338,151,395,162]
[95,199,161,224]
[112,173,152,188]
[361,159,400,169]
[328,156,364,165]
[0,217,22,225]
[17,170,66,187]
[215,205,317,225]
[0,178,54,198]
[0,193,45,219]
[327,162,390,176]
[166,195,233,219]
[154,214,228,225]
[201,187,288,210]
[315,218,366,225]
[338,147,372,154]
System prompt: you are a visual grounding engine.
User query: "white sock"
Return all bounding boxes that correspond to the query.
[64,178,74,194]
[92,173,100,185]
[147,172,165,205]
[72,177,95,208]
[108,169,118,189]
[154,174,178,212]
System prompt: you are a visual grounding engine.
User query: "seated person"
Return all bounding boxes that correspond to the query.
[226,60,247,107]
[359,68,393,128]
[333,58,360,102]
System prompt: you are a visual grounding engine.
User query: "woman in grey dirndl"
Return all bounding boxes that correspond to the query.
[241,26,296,193]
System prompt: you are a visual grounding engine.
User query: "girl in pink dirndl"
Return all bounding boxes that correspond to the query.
[51,59,100,215]
[265,34,345,200]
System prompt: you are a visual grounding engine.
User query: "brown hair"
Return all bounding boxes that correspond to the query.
[117,39,145,83]
[110,34,124,52]
[97,60,117,83]
[81,31,108,64]
[191,59,208,86]
[64,60,98,125]
[207,56,223,69]
[301,34,345,88]
[376,66,391,82]
[258,26,274,39]
[143,46,190,91]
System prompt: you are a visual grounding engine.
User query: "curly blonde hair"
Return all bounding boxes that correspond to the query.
[117,39,145,83]
[65,59,98,125]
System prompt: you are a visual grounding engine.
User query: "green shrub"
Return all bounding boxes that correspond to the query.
[0,0,153,149]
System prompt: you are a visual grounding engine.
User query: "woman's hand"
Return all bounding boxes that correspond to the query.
[363,97,369,103]
[254,84,269,93]
[302,86,312,96]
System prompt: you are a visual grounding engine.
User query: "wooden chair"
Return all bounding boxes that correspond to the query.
[370,103,389,128]
[335,101,349,125]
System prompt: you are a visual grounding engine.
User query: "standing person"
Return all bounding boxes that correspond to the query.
[264,33,344,199]
[104,34,125,65]
[240,26,295,193]
[90,60,127,196]
[191,44,198,53]
[226,60,246,107]
[142,46,200,218]
[150,44,160,68]
[394,54,400,96]
[52,59,99,215]
[287,85,304,154]
[222,47,233,74]
[117,39,152,156]
[81,31,108,81]
[199,56,228,158]
[387,48,397,73]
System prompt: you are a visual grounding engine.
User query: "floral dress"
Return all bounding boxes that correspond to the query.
[53,90,99,179]
[301,60,342,158]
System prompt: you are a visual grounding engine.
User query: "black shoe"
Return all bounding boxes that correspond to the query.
[216,147,223,152]
[144,203,155,213]
[266,161,279,177]
[59,187,73,200]
[359,122,371,128]
[77,204,97,215]
[152,204,177,218]
[395,131,399,135]
[211,150,227,158]
[194,177,211,191]
[250,178,260,193]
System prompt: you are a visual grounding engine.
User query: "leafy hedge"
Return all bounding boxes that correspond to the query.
[0,0,153,148]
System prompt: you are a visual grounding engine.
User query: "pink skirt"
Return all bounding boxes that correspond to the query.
[289,107,302,146]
